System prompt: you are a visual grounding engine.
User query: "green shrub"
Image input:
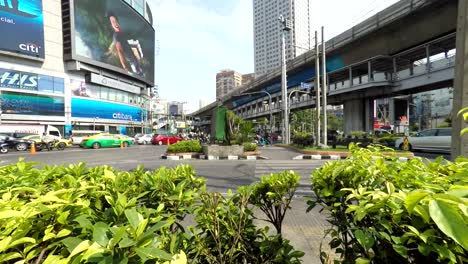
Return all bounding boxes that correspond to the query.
[308,145,468,263]
[0,160,204,263]
[167,140,203,153]
[0,160,303,263]
[292,132,314,147]
[243,142,257,152]
[351,130,367,139]
[190,172,303,264]
[376,135,400,146]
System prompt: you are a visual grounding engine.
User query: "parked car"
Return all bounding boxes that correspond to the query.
[70,130,102,145]
[133,133,144,141]
[395,128,451,153]
[80,133,134,149]
[0,135,34,151]
[374,129,392,136]
[137,134,153,145]
[152,134,182,145]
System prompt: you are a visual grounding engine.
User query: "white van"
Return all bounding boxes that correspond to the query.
[70,130,102,145]
[0,124,61,139]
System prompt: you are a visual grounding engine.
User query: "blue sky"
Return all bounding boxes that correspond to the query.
[148,0,399,113]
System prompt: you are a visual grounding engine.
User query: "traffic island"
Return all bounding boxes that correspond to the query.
[276,144,415,160]
[162,145,265,160]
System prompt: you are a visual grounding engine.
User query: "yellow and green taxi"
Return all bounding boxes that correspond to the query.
[22,135,72,147]
[80,133,134,149]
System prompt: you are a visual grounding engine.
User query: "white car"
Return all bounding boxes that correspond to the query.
[395,128,451,153]
[137,134,153,145]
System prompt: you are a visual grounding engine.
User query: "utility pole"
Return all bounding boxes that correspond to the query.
[314,30,321,146]
[280,15,291,144]
[452,0,468,158]
[322,26,328,146]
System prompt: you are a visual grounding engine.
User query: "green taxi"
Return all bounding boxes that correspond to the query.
[80,133,134,149]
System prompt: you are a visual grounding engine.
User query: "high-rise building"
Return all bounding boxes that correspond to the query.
[216,69,243,99]
[216,70,256,99]
[253,0,313,76]
[242,73,256,85]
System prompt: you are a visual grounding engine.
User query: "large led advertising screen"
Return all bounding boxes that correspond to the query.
[0,0,44,59]
[72,0,155,85]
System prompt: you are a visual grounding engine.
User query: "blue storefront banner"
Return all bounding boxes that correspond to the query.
[1,91,64,116]
[0,0,45,58]
[71,97,144,121]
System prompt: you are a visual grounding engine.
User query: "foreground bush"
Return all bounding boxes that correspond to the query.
[292,132,314,147]
[167,140,203,153]
[308,145,468,263]
[0,159,302,263]
[243,142,258,152]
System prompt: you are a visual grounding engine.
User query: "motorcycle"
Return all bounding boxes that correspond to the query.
[0,142,9,154]
[37,139,66,151]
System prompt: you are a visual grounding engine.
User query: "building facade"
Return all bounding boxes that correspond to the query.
[216,69,255,99]
[253,0,313,76]
[0,0,155,137]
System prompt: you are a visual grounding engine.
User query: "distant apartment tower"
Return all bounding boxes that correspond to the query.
[253,0,313,76]
[216,69,255,99]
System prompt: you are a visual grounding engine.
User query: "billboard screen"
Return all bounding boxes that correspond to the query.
[72,0,155,85]
[0,0,44,58]
[71,97,144,121]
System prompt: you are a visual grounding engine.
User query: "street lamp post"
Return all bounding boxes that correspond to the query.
[280,15,291,144]
[288,90,311,143]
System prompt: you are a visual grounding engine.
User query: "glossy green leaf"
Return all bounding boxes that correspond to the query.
[429,199,468,251]
[68,240,91,258]
[404,191,429,214]
[0,236,12,252]
[124,208,143,230]
[0,252,22,262]
[135,247,173,261]
[354,229,374,251]
[93,222,109,247]
[393,244,408,258]
[355,257,370,264]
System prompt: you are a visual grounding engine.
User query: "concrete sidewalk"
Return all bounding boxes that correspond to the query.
[254,198,330,264]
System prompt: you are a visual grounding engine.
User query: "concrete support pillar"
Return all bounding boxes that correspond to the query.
[365,98,375,134]
[452,0,468,158]
[344,99,365,135]
[368,60,373,81]
[388,98,395,128]
[426,45,431,73]
[349,67,353,86]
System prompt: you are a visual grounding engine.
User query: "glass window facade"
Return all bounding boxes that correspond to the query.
[0,68,64,94]
[70,79,146,107]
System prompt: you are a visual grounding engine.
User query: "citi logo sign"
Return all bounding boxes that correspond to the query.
[112,112,133,121]
[19,43,40,53]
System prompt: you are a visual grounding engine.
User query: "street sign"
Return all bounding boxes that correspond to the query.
[300,82,311,89]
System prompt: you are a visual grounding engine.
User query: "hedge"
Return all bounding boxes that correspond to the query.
[308,145,468,263]
[0,160,303,263]
[167,140,203,153]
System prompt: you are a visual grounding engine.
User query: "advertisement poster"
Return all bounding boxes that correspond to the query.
[73,0,155,84]
[1,91,64,116]
[71,97,143,121]
[0,0,44,58]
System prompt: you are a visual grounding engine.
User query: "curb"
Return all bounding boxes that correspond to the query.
[161,154,267,160]
[292,155,416,161]
[293,154,345,160]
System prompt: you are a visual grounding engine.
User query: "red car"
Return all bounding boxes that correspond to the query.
[152,134,182,145]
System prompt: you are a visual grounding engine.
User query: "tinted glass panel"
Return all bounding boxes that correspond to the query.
[437,129,452,136]
[419,129,437,137]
